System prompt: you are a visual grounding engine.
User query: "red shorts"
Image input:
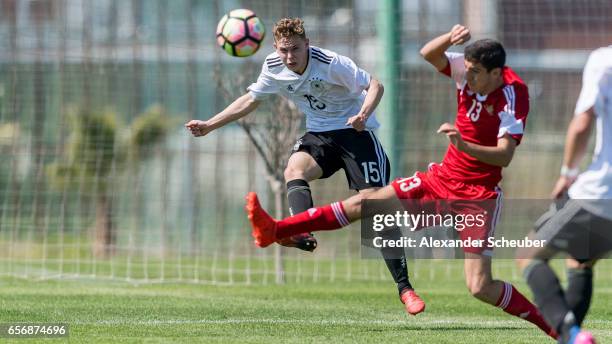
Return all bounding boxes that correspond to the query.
[391,163,502,255]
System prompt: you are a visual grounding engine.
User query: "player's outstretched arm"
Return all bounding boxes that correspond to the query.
[551,108,595,198]
[420,24,470,72]
[346,78,384,131]
[437,123,516,167]
[185,93,261,137]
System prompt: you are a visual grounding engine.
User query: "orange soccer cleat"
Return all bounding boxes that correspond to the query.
[400,289,426,316]
[245,192,278,248]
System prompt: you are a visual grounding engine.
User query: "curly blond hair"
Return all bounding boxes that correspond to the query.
[273,17,306,41]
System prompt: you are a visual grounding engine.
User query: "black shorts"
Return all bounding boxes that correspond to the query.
[534,198,612,261]
[292,129,391,190]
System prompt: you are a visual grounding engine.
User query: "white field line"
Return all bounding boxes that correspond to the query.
[71,318,612,327]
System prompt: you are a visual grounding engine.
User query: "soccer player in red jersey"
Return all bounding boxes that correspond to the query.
[246,24,556,339]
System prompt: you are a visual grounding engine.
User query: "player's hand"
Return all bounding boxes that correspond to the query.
[346,113,368,131]
[551,176,575,199]
[449,24,470,46]
[185,120,213,137]
[437,122,466,151]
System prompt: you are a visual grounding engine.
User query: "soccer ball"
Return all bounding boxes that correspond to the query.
[216,9,265,57]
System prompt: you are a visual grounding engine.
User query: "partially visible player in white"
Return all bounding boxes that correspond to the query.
[186,17,425,315]
[518,46,612,344]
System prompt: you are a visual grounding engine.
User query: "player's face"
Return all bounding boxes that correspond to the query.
[464,60,501,95]
[274,36,310,74]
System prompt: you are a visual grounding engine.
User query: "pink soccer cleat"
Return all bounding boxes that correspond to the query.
[573,331,596,344]
[400,289,426,316]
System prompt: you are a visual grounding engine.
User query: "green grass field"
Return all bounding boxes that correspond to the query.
[1,260,611,343]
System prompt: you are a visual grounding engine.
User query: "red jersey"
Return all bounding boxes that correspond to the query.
[438,52,529,189]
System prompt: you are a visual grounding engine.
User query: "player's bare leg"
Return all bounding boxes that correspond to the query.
[465,253,557,339]
[279,152,323,251]
[463,253,503,304]
[344,185,398,220]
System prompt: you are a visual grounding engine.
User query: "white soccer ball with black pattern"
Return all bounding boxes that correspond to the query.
[216,9,265,57]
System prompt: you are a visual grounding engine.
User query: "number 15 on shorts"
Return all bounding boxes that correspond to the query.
[361,162,380,183]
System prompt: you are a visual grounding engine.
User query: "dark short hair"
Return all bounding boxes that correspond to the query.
[464,39,506,72]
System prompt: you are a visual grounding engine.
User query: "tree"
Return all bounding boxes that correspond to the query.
[215,62,303,283]
[47,105,172,257]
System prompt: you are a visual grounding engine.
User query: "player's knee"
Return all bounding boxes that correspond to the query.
[283,166,305,182]
[566,258,596,269]
[466,280,480,296]
[466,279,490,300]
[467,284,488,300]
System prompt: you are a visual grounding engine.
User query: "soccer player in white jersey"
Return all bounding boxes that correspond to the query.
[186,17,425,315]
[517,46,612,344]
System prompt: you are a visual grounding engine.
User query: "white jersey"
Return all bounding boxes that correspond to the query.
[568,46,612,219]
[247,46,380,132]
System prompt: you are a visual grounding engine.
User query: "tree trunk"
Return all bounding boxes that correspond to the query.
[93,194,115,257]
[269,176,285,284]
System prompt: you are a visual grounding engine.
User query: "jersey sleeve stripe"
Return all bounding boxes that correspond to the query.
[311,48,332,59]
[312,56,331,65]
[311,50,332,60]
[502,87,509,109]
[499,85,525,138]
[311,51,332,62]
[502,85,516,114]
[267,62,283,68]
[266,58,281,66]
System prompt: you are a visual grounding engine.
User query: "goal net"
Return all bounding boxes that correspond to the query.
[0,0,611,284]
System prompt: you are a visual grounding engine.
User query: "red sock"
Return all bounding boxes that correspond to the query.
[276,202,350,240]
[496,282,556,338]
